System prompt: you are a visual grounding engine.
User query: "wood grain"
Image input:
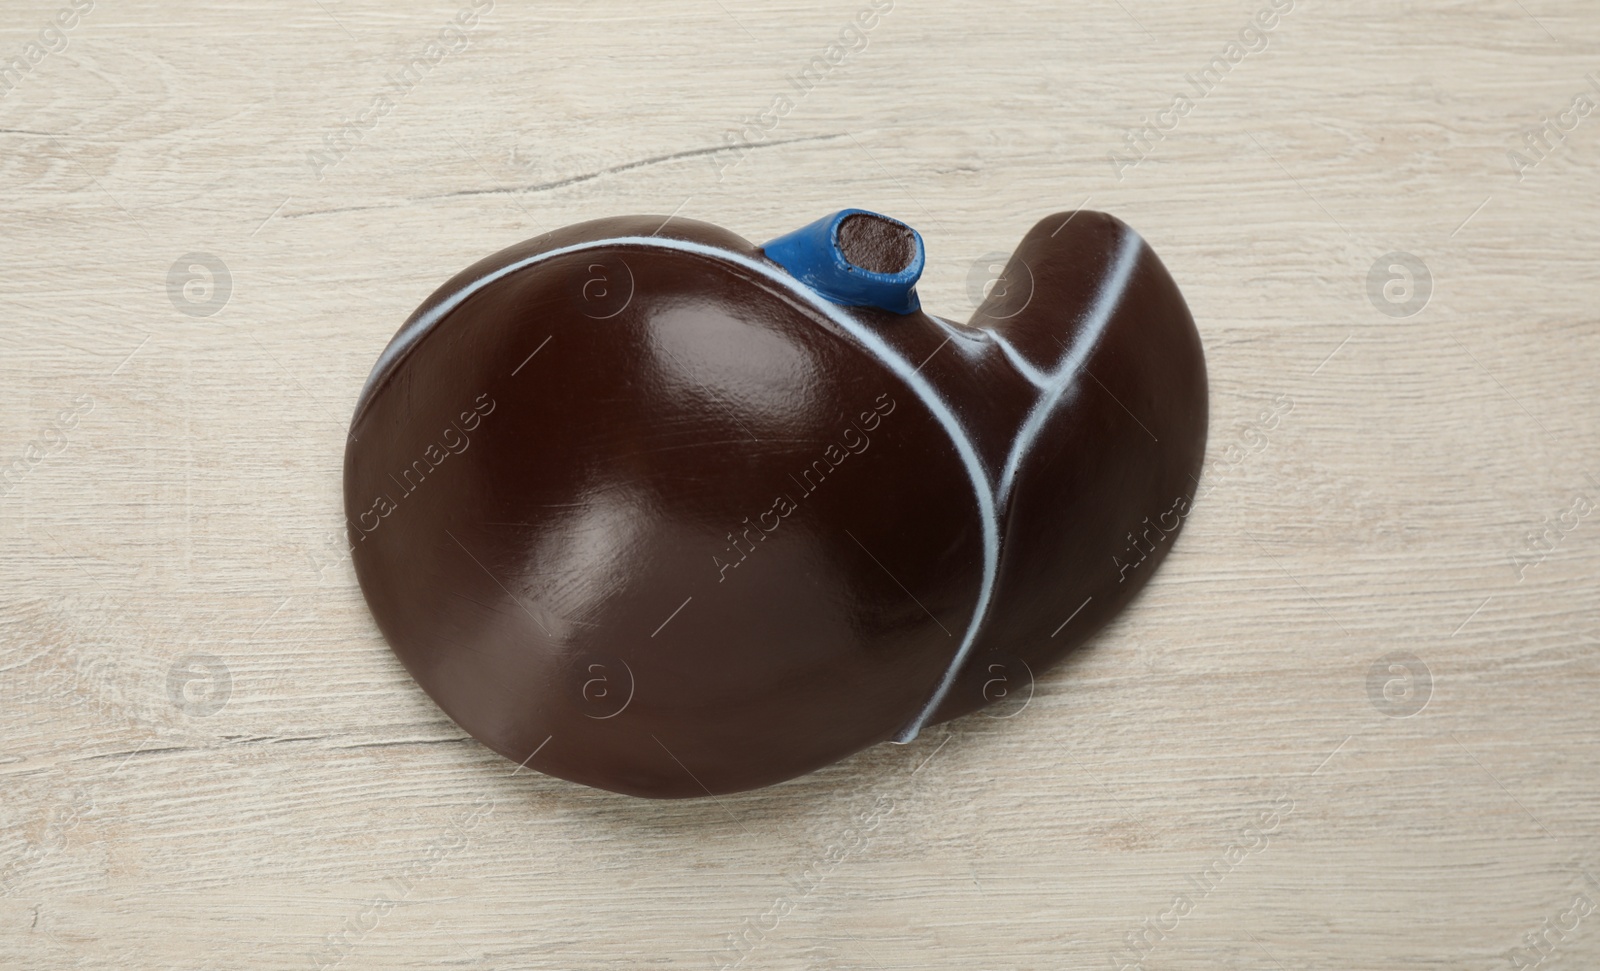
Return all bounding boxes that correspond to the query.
[2,0,1598,968]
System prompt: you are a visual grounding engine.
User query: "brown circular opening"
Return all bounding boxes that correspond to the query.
[836,213,916,275]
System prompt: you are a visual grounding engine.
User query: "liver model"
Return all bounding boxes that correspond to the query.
[343,208,1208,797]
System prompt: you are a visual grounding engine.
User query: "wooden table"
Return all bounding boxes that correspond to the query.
[3,1,1597,967]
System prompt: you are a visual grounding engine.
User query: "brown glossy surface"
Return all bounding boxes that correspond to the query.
[343,210,1208,798]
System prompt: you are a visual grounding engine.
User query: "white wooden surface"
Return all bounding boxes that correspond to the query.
[3,0,1598,968]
